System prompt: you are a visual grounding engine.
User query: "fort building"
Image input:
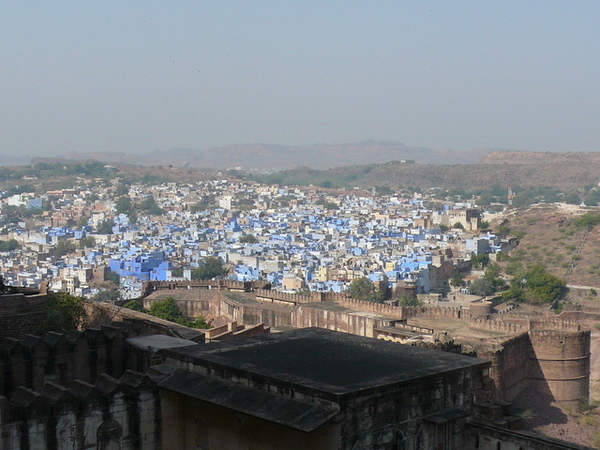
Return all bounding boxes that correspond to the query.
[0,283,594,449]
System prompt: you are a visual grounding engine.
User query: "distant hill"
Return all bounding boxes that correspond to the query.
[59,141,492,170]
[250,156,600,191]
[480,151,600,165]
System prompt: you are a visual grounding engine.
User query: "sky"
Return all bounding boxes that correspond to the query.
[2,2,600,157]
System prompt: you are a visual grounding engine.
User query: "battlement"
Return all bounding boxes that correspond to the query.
[0,325,134,398]
[141,279,270,296]
[0,370,160,448]
[335,297,406,318]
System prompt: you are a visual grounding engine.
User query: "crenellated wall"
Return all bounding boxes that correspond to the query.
[141,279,270,297]
[335,297,406,318]
[528,329,590,409]
[0,325,132,398]
[142,282,592,411]
[0,371,160,449]
[254,289,313,305]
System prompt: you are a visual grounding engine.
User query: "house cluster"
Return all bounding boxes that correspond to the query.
[0,178,511,299]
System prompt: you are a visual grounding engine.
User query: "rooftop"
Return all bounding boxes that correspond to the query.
[163,328,489,396]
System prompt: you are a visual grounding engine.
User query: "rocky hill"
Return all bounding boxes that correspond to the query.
[480,150,600,165]
[253,158,600,191]
[495,204,600,288]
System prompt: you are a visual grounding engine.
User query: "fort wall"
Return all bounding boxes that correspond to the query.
[528,329,591,409]
[141,281,593,410]
[0,326,132,398]
[0,293,47,338]
[0,371,160,449]
[477,333,532,402]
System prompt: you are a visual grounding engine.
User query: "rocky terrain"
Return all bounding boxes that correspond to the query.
[496,204,600,288]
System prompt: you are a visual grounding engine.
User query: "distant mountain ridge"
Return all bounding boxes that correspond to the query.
[59,141,493,170]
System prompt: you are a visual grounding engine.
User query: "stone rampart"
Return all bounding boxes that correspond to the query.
[0,371,160,449]
[254,289,313,305]
[335,298,405,318]
[0,293,47,338]
[141,280,270,297]
[0,326,130,398]
[528,329,591,409]
[477,333,532,402]
[529,317,582,332]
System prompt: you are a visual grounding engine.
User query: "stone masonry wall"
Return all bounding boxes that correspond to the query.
[0,371,160,450]
[0,326,131,399]
[0,294,47,338]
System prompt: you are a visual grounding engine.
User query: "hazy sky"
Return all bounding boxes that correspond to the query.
[2,2,600,156]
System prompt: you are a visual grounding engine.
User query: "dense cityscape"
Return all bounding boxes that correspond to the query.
[1,175,501,301]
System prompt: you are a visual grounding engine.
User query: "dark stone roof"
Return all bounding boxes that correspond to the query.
[162,328,489,396]
[127,335,199,352]
[156,365,338,432]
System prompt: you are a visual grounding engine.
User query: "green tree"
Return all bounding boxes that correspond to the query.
[450,272,466,288]
[190,316,211,329]
[375,185,393,196]
[398,294,420,307]
[564,192,581,205]
[37,292,87,334]
[191,257,228,280]
[105,271,120,285]
[55,240,77,257]
[239,234,258,244]
[452,222,465,230]
[0,239,20,252]
[149,297,184,321]
[79,236,96,249]
[574,213,600,229]
[346,277,384,302]
[471,253,490,269]
[140,195,165,215]
[502,265,565,305]
[171,267,184,277]
[97,219,115,234]
[116,196,132,215]
[495,225,511,237]
[123,300,145,312]
[469,277,496,297]
[148,297,211,329]
[115,184,129,196]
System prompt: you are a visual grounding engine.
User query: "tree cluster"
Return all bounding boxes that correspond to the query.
[469,263,506,297]
[502,265,565,305]
[125,297,211,329]
[0,239,20,252]
[37,292,88,334]
[191,257,228,280]
[345,277,385,302]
